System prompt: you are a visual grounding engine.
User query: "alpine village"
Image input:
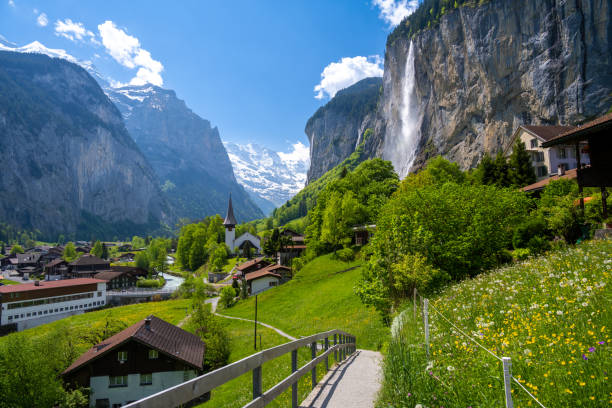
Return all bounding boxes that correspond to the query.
[0,1,611,408]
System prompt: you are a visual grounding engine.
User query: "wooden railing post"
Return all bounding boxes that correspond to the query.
[334,334,338,362]
[324,337,329,371]
[311,342,317,389]
[253,365,262,400]
[291,349,298,408]
[341,335,345,360]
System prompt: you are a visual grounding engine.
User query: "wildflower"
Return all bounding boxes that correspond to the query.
[556,310,563,316]
[583,354,588,360]
[447,365,455,372]
[598,341,605,345]
[588,347,595,353]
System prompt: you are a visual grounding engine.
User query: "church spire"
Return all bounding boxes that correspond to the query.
[223,194,237,227]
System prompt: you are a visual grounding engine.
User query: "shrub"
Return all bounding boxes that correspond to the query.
[219,286,236,308]
[512,218,549,249]
[335,248,355,262]
[136,277,165,288]
[391,253,450,297]
[188,303,230,370]
[512,248,531,261]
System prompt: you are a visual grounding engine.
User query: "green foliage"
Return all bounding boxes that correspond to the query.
[136,276,165,288]
[220,285,237,308]
[402,156,465,189]
[176,215,224,271]
[131,236,146,249]
[135,252,150,271]
[62,242,77,262]
[475,145,535,188]
[508,139,536,187]
[512,217,549,250]
[9,244,24,255]
[335,248,355,262]
[209,245,228,272]
[262,228,291,256]
[535,179,583,242]
[90,240,103,258]
[188,303,230,370]
[390,253,450,298]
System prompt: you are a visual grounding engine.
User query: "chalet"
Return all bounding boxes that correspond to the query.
[235,257,271,277]
[353,224,377,246]
[261,264,292,282]
[40,246,64,264]
[110,265,149,279]
[17,252,42,276]
[62,315,206,408]
[245,269,281,295]
[277,229,306,266]
[117,243,133,252]
[0,254,16,270]
[76,245,93,254]
[223,195,261,254]
[94,271,138,291]
[0,278,106,331]
[504,125,590,181]
[115,253,136,263]
[44,258,69,281]
[70,254,111,278]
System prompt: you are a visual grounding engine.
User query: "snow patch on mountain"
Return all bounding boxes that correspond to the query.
[223,141,309,212]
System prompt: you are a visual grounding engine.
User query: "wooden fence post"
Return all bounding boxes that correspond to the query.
[311,342,317,389]
[325,337,329,371]
[253,365,262,400]
[423,298,430,358]
[502,357,514,408]
[334,334,338,362]
[291,349,298,408]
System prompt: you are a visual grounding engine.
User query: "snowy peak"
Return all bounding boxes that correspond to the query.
[223,141,309,211]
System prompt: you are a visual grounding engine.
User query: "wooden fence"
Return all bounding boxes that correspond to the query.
[124,329,356,408]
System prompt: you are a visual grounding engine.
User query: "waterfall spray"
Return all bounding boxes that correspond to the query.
[384,41,420,179]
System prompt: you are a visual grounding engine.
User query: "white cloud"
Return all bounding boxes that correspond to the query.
[314,55,383,99]
[8,0,15,7]
[36,12,48,27]
[278,141,310,165]
[54,19,96,43]
[98,20,163,87]
[372,0,419,27]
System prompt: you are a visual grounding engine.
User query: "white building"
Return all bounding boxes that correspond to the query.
[504,125,591,181]
[0,278,107,331]
[223,195,261,253]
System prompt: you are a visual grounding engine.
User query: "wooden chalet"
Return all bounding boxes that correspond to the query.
[69,254,111,278]
[110,265,149,279]
[277,229,306,266]
[245,268,281,295]
[235,257,271,277]
[62,315,206,408]
[44,258,69,280]
[352,224,376,246]
[94,270,138,291]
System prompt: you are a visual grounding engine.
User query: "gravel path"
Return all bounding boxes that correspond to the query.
[299,349,383,408]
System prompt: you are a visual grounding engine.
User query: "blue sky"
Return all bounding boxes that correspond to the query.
[1,0,418,157]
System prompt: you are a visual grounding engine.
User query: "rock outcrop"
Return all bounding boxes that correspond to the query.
[374,0,612,176]
[305,77,382,183]
[107,85,264,222]
[0,52,169,239]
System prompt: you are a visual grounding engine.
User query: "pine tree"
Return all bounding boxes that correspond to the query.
[508,139,536,187]
[101,243,109,260]
[475,153,497,185]
[493,151,511,187]
[90,241,103,258]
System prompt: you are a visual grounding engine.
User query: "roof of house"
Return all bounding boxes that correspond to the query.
[44,258,66,269]
[245,269,281,282]
[69,254,109,266]
[0,278,105,294]
[110,265,148,275]
[17,253,41,264]
[542,112,612,147]
[62,315,205,375]
[94,271,132,281]
[521,125,576,141]
[521,168,579,192]
[236,257,268,271]
[265,264,291,272]
[223,195,237,226]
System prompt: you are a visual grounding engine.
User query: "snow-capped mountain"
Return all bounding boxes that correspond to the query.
[223,141,309,215]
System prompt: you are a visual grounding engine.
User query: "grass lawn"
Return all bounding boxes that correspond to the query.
[0,278,20,285]
[378,239,611,408]
[192,316,333,407]
[219,253,389,351]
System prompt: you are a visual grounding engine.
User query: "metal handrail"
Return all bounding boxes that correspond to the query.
[124,329,356,408]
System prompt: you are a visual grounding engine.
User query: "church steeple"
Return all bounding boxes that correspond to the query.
[223,194,237,228]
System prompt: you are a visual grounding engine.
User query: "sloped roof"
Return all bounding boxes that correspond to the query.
[44,258,66,269]
[542,112,612,147]
[17,252,41,264]
[522,125,575,141]
[245,269,281,282]
[94,271,131,281]
[521,168,578,192]
[110,265,148,276]
[223,194,237,226]
[62,315,205,375]
[236,257,268,271]
[69,254,109,266]
[0,278,104,294]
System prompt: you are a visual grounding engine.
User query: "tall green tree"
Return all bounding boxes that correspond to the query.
[493,151,511,187]
[135,252,150,272]
[10,244,24,255]
[508,139,536,187]
[475,153,498,185]
[62,242,77,261]
[90,240,103,258]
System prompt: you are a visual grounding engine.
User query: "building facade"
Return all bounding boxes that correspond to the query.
[223,195,261,253]
[0,278,106,331]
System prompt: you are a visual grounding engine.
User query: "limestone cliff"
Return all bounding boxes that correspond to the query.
[374,0,612,176]
[0,52,169,239]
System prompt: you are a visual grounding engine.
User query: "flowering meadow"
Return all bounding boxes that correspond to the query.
[377,239,611,408]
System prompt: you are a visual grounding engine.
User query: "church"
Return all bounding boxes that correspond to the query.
[223,195,261,254]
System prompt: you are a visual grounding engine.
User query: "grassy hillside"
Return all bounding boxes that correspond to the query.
[220,253,389,350]
[378,239,611,407]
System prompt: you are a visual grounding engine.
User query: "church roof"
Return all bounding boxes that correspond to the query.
[223,194,237,226]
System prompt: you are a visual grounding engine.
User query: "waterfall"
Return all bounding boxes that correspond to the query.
[384,41,420,179]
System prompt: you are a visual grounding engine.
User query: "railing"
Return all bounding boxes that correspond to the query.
[124,329,356,408]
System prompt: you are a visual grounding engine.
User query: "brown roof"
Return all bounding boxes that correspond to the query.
[110,265,148,276]
[69,254,109,266]
[94,271,131,281]
[236,257,267,271]
[44,258,66,269]
[521,168,578,192]
[265,264,291,272]
[223,194,237,226]
[542,112,612,147]
[245,269,281,282]
[522,125,575,141]
[63,315,205,375]
[0,278,105,294]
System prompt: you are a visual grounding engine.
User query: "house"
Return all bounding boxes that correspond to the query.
[352,224,377,246]
[277,229,306,266]
[262,264,292,282]
[70,254,111,278]
[16,252,42,276]
[40,247,64,264]
[245,269,281,295]
[223,195,261,253]
[110,265,149,279]
[504,125,590,181]
[115,253,136,263]
[0,254,16,270]
[62,315,206,408]
[0,278,106,331]
[117,244,133,252]
[234,257,271,277]
[44,258,69,281]
[94,271,138,291]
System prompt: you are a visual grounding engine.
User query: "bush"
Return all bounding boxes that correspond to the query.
[335,248,355,262]
[512,218,549,249]
[136,277,165,288]
[219,286,236,308]
[188,303,230,370]
[512,248,531,261]
[390,253,450,297]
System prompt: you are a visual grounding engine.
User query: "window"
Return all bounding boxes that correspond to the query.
[95,399,110,408]
[140,373,153,385]
[98,292,102,297]
[117,351,128,362]
[108,375,127,387]
[536,151,545,162]
[148,349,159,359]
[559,148,567,158]
[530,139,538,148]
[8,315,12,321]
[269,281,277,287]
[537,166,548,177]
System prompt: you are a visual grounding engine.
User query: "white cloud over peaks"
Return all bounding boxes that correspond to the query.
[36,12,48,27]
[55,19,96,43]
[373,0,419,26]
[98,21,163,87]
[278,141,310,165]
[314,55,383,100]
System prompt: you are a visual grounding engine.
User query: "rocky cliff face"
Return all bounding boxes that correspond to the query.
[0,52,169,239]
[374,0,612,176]
[107,85,263,222]
[305,77,382,182]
